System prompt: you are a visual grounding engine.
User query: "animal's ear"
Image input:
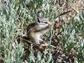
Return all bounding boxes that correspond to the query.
[37,18,40,23]
[37,14,40,18]
[37,13,42,18]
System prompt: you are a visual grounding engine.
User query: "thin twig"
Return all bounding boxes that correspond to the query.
[56,10,72,18]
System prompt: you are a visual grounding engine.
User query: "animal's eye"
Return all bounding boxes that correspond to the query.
[37,18,40,23]
[44,22,48,24]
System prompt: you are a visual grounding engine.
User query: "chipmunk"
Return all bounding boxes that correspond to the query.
[27,17,52,44]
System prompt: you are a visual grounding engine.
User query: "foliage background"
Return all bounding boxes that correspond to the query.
[0,0,84,63]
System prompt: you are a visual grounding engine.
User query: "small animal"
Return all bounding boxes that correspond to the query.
[27,17,52,44]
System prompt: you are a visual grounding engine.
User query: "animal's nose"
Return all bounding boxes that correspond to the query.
[48,22,52,28]
[49,22,52,25]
